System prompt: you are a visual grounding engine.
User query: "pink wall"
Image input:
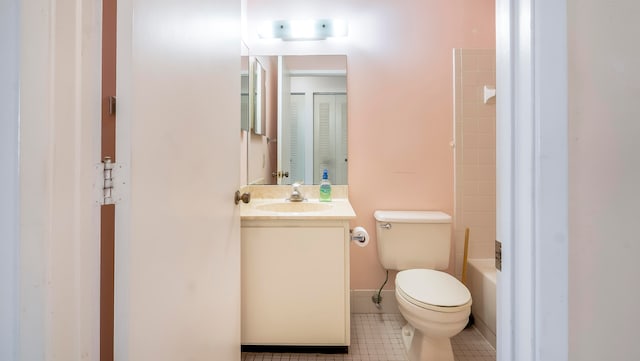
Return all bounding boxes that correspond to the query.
[246,0,495,289]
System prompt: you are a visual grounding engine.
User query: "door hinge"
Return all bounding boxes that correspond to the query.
[495,240,502,271]
[95,157,127,205]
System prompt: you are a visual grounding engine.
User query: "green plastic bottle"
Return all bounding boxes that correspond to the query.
[319,169,332,202]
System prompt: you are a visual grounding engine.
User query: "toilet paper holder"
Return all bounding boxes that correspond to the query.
[350,226,369,248]
[350,229,366,242]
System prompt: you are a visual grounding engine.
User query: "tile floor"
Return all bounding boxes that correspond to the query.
[241,313,496,361]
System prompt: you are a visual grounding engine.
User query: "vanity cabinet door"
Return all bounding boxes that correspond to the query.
[241,226,346,345]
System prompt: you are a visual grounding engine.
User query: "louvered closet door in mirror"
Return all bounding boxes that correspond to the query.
[313,93,347,184]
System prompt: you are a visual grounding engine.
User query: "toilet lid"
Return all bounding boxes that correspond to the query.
[374,210,451,223]
[396,269,471,308]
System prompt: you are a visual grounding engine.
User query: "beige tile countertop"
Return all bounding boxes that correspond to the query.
[239,185,356,221]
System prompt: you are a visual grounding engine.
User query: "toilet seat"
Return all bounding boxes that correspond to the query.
[396,269,471,313]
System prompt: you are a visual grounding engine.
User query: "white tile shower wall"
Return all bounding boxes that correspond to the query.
[453,49,497,279]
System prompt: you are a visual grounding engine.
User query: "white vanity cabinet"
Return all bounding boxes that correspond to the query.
[241,219,351,346]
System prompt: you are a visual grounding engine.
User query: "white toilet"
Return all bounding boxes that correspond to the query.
[374,210,471,361]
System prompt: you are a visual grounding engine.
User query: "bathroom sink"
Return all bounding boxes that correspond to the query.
[255,201,333,213]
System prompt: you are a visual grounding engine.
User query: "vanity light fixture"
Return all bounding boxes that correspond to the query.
[258,19,348,41]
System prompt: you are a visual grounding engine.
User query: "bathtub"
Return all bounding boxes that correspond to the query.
[466,258,496,348]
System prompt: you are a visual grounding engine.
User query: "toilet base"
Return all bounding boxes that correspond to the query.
[401,323,455,361]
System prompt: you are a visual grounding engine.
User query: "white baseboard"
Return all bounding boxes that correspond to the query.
[472,313,496,349]
[350,289,400,314]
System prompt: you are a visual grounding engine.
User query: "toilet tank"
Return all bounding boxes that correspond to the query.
[374,210,452,271]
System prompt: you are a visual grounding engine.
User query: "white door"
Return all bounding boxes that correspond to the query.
[115,1,241,360]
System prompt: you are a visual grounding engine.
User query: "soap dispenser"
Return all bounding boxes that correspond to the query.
[319,169,332,202]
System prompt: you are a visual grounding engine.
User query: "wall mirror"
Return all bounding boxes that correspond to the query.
[247,55,347,186]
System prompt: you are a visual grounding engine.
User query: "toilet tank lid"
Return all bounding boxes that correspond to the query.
[374,210,451,224]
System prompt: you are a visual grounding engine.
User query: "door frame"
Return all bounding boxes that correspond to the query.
[0,0,20,359]
[11,0,103,359]
[496,0,568,360]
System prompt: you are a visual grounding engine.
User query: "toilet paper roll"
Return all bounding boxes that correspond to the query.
[351,226,370,247]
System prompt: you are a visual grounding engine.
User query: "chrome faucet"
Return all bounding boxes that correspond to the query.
[288,182,305,202]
